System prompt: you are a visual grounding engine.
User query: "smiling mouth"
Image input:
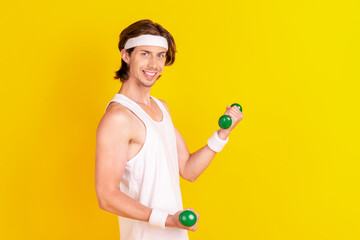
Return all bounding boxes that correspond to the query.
[142,70,157,79]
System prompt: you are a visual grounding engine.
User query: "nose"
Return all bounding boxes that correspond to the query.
[147,55,157,69]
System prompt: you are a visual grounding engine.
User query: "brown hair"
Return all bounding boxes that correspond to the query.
[114,19,177,82]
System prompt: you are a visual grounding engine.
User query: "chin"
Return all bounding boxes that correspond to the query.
[141,80,156,88]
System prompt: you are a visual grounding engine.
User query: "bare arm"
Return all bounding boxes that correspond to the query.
[160,100,243,182]
[95,105,199,230]
[95,107,152,222]
[174,127,217,182]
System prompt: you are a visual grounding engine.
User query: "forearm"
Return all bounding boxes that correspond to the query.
[184,129,230,181]
[100,190,152,222]
[184,145,216,181]
[100,190,184,228]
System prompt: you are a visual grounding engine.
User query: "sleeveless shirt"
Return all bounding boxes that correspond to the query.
[105,93,189,240]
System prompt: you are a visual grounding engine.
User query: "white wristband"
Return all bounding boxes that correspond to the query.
[207,130,229,152]
[148,208,169,229]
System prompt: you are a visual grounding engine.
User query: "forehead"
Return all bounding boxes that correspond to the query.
[135,45,167,53]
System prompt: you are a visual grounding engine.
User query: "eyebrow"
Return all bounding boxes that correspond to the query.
[140,50,166,54]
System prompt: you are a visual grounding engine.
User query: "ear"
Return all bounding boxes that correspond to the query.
[121,49,131,64]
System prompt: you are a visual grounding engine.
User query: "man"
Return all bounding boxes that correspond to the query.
[95,19,243,240]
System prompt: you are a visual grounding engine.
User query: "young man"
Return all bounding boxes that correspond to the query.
[95,19,243,240]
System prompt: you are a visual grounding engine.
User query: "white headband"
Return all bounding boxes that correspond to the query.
[124,34,168,50]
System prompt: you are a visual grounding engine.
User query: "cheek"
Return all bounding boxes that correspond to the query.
[135,58,147,68]
[130,59,142,71]
[158,59,166,68]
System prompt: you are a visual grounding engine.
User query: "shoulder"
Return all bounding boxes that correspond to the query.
[104,102,133,122]
[97,102,135,135]
[158,98,171,115]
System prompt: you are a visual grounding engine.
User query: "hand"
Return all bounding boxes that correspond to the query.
[166,208,200,231]
[218,105,244,139]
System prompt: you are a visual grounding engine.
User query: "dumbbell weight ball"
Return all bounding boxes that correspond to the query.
[218,103,242,129]
[179,210,197,227]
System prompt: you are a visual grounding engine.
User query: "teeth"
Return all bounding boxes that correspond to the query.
[144,71,156,76]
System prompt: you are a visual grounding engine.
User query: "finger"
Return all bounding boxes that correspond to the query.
[226,107,240,116]
[230,108,243,121]
[224,109,233,116]
[189,225,197,231]
[230,108,240,116]
[231,105,242,112]
[193,221,199,230]
[226,112,236,122]
[229,109,243,120]
[232,107,243,117]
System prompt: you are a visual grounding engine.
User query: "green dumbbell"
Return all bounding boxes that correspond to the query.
[218,103,242,129]
[179,210,197,227]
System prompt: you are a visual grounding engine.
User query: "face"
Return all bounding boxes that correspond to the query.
[121,45,167,87]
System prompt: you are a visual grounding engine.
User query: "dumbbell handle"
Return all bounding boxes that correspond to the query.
[218,103,242,129]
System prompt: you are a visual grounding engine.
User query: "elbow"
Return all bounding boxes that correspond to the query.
[180,163,196,182]
[188,178,196,183]
[96,186,114,210]
[97,198,108,210]
[96,192,111,211]
[97,189,123,211]
[181,173,197,182]
[180,172,197,182]
[188,175,198,182]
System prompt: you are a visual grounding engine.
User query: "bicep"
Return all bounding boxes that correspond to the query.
[95,111,131,205]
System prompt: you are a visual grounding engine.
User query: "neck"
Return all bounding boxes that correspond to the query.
[118,80,152,106]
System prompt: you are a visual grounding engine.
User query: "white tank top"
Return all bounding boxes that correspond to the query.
[105,93,189,240]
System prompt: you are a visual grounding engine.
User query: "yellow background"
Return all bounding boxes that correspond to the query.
[1,0,359,239]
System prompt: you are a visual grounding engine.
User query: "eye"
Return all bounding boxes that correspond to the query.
[141,52,148,56]
[158,54,165,58]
